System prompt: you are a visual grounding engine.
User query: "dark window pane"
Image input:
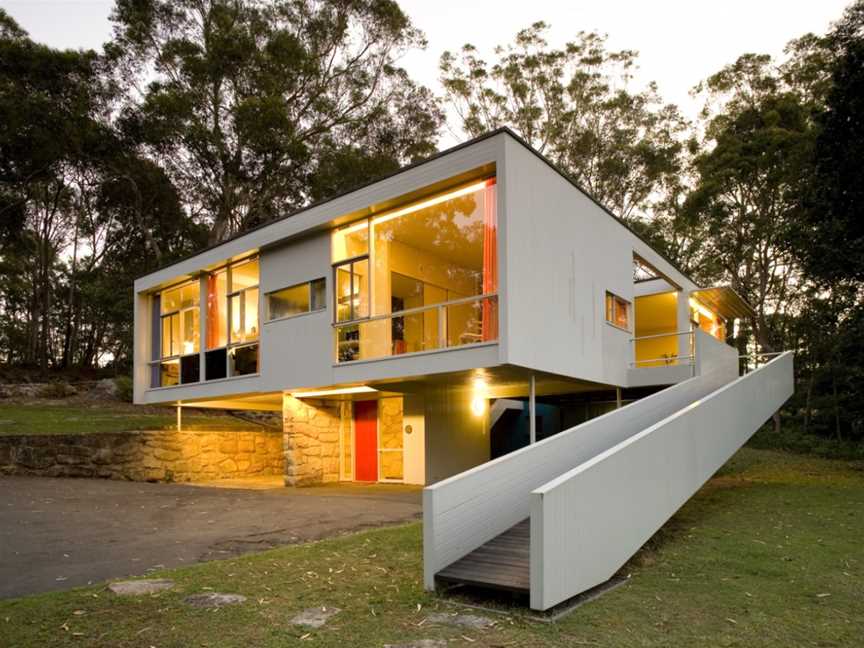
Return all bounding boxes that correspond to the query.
[230,344,258,376]
[311,278,326,311]
[268,283,309,319]
[180,354,200,384]
[205,348,227,381]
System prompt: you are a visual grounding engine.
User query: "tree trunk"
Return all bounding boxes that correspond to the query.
[832,371,842,442]
[803,367,814,435]
[61,217,80,369]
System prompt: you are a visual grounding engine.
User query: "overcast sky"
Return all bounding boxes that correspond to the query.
[1,0,852,145]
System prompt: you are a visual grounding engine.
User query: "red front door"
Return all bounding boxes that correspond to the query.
[354,400,378,482]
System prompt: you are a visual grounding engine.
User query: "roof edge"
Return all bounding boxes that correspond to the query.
[137,125,700,291]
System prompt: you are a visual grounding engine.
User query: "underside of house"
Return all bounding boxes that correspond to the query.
[132,128,794,610]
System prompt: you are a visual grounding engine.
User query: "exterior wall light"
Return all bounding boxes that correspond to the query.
[471,378,488,417]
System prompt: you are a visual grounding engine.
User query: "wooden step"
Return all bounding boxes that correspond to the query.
[435,519,530,592]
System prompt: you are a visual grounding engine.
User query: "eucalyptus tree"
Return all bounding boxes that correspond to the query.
[109,0,443,244]
[439,22,688,223]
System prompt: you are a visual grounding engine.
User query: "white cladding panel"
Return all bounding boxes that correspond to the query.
[500,138,697,385]
[259,234,333,391]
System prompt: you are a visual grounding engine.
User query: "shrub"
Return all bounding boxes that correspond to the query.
[114,376,134,403]
[748,423,864,461]
[38,382,75,399]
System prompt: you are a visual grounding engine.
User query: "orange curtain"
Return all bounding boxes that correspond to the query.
[206,274,218,349]
[481,180,498,341]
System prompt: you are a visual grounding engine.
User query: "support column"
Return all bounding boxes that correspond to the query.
[616,387,622,409]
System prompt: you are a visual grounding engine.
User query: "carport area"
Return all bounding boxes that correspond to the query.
[0,476,421,599]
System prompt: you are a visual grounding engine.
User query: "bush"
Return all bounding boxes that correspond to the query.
[38,382,76,399]
[114,376,134,403]
[748,423,864,461]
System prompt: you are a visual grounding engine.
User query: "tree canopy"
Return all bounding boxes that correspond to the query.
[110,0,442,243]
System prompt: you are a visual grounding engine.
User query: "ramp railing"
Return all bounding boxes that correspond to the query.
[529,351,793,610]
[422,357,737,589]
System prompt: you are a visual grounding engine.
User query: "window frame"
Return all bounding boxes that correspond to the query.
[153,279,200,388]
[605,291,631,331]
[265,277,327,322]
[149,255,261,389]
[332,254,370,324]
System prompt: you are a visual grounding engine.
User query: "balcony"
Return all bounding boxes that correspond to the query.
[334,294,498,363]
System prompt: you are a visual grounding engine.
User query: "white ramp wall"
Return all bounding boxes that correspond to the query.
[422,363,736,589]
[529,352,794,610]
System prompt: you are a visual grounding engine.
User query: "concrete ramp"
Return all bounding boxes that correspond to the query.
[424,349,793,611]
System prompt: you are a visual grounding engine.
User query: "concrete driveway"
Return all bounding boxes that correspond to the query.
[0,476,421,599]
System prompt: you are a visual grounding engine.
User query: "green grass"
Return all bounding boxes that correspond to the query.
[0,404,260,436]
[1,448,862,647]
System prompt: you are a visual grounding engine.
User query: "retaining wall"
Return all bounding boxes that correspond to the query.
[0,429,283,482]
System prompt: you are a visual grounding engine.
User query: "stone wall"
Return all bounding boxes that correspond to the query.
[0,429,283,482]
[378,397,404,480]
[282,396,348,486]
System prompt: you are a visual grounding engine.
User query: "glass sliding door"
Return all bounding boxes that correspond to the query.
[331,177,499,363]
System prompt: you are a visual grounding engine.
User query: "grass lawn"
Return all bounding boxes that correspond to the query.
[1,448,862,647]
[0,403,261,436]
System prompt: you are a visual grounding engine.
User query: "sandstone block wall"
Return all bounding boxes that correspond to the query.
[282,396,348,486]
[378,397,404,480]
[0,429,283,482]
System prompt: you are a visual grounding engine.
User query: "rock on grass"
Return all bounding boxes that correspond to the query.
[425,612,495,630]
[108,579,174,596]
[290,606,341,628]
[183,592,247,608]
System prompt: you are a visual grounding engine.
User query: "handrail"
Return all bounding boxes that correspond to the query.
[738,351,784,359]
[629,329,695,368]
[628,330,693,343]
[333,293,497,328]
[631,354,694,367]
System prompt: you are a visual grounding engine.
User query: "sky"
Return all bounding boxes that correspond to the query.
[1,0,852,146]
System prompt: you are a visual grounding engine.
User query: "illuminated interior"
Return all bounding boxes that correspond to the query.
[689,297,727,341]
[634,291,679,366]
[152,257,260,388]
[158,281,200,386]
[332,178,498,362]
[605,292,631,330]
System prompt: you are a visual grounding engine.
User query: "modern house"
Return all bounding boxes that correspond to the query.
[133,128,793,609]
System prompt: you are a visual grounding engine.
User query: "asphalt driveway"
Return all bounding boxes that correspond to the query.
[0,476,421,599]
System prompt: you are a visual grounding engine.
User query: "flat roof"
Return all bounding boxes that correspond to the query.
[136,127,704,294]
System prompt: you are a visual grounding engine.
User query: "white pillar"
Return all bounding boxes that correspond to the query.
[176,404,182,432]
[529,374,536,444]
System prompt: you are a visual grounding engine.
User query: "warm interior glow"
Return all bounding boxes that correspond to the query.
[688,298,715,320]
[339,179,492,236]
[291,386,377,398]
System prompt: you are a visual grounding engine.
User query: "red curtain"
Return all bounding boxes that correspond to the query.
[481,179,498,341]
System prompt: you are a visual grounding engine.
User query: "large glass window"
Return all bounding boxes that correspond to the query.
[334,258,369,323]
[151,256,260,388]
[332,178,498,362]
[157,280,200,385]
[267,278,326,320]
[206,269,228,349]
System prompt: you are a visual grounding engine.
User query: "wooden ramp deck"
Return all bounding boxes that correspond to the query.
[435,519,530,593]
